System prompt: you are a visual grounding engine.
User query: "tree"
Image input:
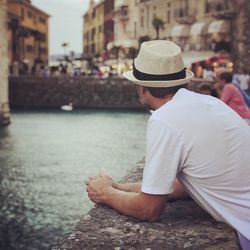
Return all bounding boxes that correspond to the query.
[0,0,11,125]
[62,42,69,56]
[152,17,165,39]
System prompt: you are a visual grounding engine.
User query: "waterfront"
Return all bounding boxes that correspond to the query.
[0,109,149,250]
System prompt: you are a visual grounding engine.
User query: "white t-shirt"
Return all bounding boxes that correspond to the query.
[141,88,250,240]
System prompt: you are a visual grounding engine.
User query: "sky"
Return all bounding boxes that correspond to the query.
[32,0,91,55]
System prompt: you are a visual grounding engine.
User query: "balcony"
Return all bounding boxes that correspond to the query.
[211,10,235,19]
[205,2,235,19]
[176,15,195,24]
[114,5,129,21]
[174,9,195,24]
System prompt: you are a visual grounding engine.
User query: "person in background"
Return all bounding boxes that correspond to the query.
[232,73,250,108]
[246,78,250,97]
[239,70,249,90]
[217,72,250,125]
[86,40,250,250]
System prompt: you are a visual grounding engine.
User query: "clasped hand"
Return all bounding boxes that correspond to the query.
[85,173,113,204]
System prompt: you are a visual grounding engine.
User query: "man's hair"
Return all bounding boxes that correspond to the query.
[145,84,187,98]
[219,72,232,83]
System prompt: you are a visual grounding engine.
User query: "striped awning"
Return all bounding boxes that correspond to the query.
[171,25,190,37]
[190,22,209,35]
[208,20,230,34]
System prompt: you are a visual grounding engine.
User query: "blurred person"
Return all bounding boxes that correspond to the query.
[217,72,250,125]
[239,70,249,90]
[233,73,250,109]
[86,40,250,250]
[203,65,215,81]
[246,78,250,97]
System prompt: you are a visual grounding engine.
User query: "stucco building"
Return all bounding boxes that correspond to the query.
[83,0,250,74]
[83,0,105,58]
[7,0,49,74]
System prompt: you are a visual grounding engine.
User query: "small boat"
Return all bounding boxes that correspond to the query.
[61,102,73,111]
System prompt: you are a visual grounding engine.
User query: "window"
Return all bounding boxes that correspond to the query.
[39,47,47,54]
[167,10,171,23]
[141,15,144,28]
[85,15,89,23]
[39,17,46,24]
[92,9,96,19]
[26,45,33,53]
[85,31,89,42]
[140,8,144,25]
[27,10,32,19]
[91,28,96,41]
[91,43,95,53]
[99,25,102,33]
[21,8,24,20]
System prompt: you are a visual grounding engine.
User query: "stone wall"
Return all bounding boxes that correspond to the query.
[9,76,143,109]
[53,161,240,250]
[9,76,209,110]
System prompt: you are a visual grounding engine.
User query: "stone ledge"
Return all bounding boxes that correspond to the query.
[53,161,240,250]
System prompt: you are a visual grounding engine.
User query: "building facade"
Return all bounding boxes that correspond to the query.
[7,0,49,74]
[83,0,105,58]
[0,0,11,125]
[83,0,250,74]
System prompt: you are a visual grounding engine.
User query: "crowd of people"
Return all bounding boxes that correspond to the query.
[199,71,250,125]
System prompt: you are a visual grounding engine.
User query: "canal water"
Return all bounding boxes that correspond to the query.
[0,109,149,250]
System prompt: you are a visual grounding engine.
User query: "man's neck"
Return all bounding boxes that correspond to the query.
[151,94,174,110]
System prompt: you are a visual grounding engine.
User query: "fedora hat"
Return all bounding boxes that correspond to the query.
[123,40,194,87]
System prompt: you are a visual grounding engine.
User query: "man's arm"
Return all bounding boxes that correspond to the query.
[112,182,141,193]
[86,175,167,221]
[112,178,189,200]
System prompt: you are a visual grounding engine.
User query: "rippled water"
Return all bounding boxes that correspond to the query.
[0,109,149,250]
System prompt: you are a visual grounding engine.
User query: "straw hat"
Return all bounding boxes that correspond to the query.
[123,40,194,87]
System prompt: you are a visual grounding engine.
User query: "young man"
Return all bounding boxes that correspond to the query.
[86,40,250,249]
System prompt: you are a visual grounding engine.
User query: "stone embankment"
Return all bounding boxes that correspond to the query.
[53,160,239,250]
[9,76,142,109]
[9,76,212,109]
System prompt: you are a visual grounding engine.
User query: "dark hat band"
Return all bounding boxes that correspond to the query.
[133,63,186,81]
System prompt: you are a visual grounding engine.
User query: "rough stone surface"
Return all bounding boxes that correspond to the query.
[53,161,240,250]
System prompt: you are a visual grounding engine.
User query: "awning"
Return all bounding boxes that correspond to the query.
[190,22,208,35]
[208,20,230,34]
[182,51,216,68]
[107,40,138,49]
[171,25,190,37]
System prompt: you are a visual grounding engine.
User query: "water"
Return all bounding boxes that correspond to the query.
[0,109,149,250]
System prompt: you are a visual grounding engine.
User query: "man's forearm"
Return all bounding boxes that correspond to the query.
[112,182,141,193]
[102,187,167,221]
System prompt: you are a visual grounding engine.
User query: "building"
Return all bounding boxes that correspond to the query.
[0,0,11,125]
[7,0,49,74]
[103,0,114,55]
[82,0,250,74]
[83,0,105,58]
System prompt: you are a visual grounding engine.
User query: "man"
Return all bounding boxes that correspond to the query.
[217,71,250,125]
[86,40,250,249]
